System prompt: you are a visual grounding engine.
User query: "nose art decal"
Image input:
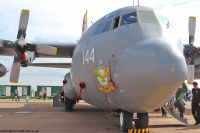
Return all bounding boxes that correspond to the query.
[93,60,115,93]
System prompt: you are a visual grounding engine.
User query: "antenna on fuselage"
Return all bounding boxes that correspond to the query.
[133,0,134,6]
[138,0,140,6]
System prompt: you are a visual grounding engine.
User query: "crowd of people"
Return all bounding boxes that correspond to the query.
[11,88,47,101]
[156,82,200,125]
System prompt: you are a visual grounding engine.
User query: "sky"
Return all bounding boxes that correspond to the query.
[0,0,200,90]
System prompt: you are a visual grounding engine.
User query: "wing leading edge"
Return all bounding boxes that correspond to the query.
[28,63,71,68]
[0,42,77,58]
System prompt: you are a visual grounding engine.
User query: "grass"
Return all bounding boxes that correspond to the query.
[0,97,53,102]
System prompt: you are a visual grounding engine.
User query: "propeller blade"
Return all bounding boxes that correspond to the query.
[188,16,196,44]
[10,62,20,83]
[187,65,194,84]
[26,43,57,55]
[36,45,57,55]
[0,39,13,48]
[10,53,22,83]
[17,9,29,39]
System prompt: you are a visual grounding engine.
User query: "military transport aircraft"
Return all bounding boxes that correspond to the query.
[0,5,200,132]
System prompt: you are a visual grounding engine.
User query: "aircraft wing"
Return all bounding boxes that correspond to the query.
[0,47,15,56]
[0,42,77,58]
[34,42,77,58]
[28,63,71,68]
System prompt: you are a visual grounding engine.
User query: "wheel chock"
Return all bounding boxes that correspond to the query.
[128,128,149,133]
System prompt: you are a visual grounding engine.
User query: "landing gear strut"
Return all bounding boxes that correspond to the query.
[120,110,133,132]
[65,97,73,112]
[135,113,149,128]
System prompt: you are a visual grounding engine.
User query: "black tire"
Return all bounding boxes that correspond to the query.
[135,113,149,129]
[65,97,73,112]
[120,110,133,132]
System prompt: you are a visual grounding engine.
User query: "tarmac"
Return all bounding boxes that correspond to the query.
[0,100,200,133]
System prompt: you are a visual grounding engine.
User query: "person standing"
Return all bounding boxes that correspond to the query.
[12,89,17,101]
[161,107,167,116]
[38,91,42,99]
[43,88,47,100]
[192,82,200,125]
[176,82,188,117]
[16,89,20,101]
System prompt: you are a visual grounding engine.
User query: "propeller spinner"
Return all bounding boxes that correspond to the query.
[0,9,58,83]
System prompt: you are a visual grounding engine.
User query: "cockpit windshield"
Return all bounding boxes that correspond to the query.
[137,11,173,29]
[120,12,137,26]
[138,11,158,23]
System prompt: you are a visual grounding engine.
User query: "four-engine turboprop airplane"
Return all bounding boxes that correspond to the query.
[1,5,200,132]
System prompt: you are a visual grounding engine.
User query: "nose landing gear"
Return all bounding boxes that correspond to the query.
[65,97,76,112]
[135,113,149,129]
[119,111,149,132]
[120,110,133,132]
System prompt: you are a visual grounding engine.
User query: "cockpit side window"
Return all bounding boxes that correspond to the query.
[94,10,121,35]
[108,12,115,20]
[94,22,105,35]
[101,20,113,33]
[112,16,120,29]
[102,15,109,22]
[120,12,137,26]
[155,13,173,29]
[115,10,120,17]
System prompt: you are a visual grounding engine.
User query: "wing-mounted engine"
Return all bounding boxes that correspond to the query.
[0,63,9,77]
[183,16,200,84]
[0,9,58,83]
[63,73,77,100]
[20,51,37,67]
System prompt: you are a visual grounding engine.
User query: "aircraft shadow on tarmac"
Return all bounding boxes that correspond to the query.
[148,124,186,128]
[175,125,200,130]
[149,116,173,119]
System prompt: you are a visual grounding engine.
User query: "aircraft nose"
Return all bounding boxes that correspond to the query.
[118,38,187,112]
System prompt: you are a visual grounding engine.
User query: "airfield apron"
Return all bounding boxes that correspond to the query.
[192,88,200,123]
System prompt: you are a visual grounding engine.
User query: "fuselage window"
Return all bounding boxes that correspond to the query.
[120,12,137,26]
[101,20,113,33]
[138,11,158,23]
[155,13,173,29]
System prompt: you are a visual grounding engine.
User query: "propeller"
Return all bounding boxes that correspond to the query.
[184,16,198,84]
[0,9,58,83]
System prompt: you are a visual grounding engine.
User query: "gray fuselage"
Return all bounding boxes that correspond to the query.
[70,6,187,113]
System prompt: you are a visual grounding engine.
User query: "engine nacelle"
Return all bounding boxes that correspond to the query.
[64,73,77,100]
[21,51,36,67]
[0,63,7,77]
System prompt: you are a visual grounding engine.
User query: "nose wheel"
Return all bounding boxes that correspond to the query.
[119,110,133,132]
[135,113,149,128]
